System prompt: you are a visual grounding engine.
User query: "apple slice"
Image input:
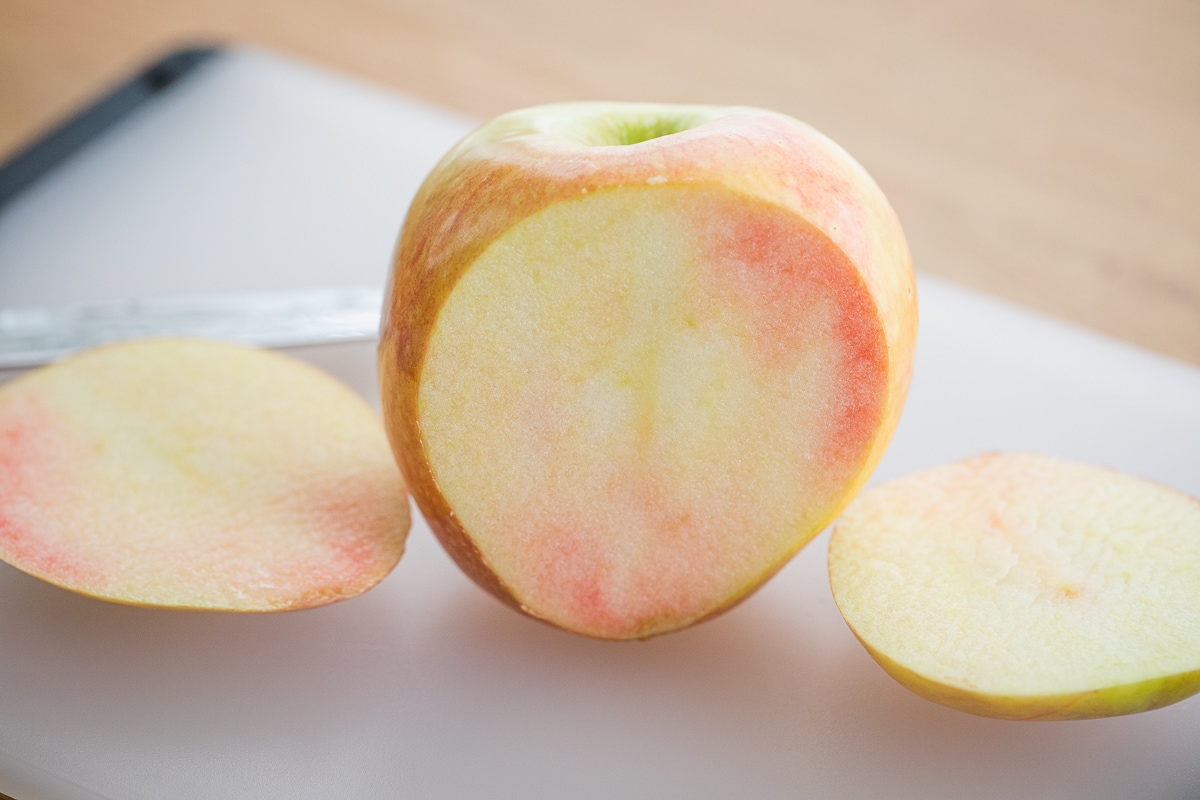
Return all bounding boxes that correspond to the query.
[0,339,409,610]
[829,452,1200,720]
[380,102,917,639]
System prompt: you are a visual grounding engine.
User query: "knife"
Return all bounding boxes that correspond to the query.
[0,286,383,370]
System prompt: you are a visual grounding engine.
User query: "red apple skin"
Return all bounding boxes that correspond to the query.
[380,103,917,637]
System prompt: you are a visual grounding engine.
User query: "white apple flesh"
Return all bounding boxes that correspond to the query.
[381,102,917,639]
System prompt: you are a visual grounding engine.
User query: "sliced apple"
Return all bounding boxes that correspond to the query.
[380,102,916,639]
[0,339,409,610]
[829,452,1200,720]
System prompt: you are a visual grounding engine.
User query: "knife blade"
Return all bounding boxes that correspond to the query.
[0,286,383,370]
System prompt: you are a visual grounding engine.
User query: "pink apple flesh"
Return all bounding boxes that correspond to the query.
[0,339,410,611]
[421,185,886,637]
[829,452,1200,720]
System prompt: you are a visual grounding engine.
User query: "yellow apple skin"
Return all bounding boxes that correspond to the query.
[861,640,1200,721]
[0,339,410,611]
[380,102,916,638]
[830,452,1200,720]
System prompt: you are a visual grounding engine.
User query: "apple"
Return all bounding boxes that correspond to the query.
[380,102,917,640]
[829,452,1200,720]
[0,339,410,610]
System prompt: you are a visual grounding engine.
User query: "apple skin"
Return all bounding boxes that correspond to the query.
[860,641,1200,721]
[380,102,916,638]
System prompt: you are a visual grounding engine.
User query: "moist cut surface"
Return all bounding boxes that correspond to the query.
[0,340,410,611]
[419,184,888,638]
[829,452,1200,719]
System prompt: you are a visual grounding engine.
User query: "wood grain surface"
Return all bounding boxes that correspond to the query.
[1,0,1197,365]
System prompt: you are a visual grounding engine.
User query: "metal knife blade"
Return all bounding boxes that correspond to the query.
[0,286,383,370]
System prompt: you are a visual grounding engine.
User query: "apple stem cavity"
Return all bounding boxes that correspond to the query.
[540,104,714,148]
[593,114,704,146]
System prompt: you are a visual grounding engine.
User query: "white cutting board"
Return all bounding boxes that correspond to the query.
[0,48,1197,800]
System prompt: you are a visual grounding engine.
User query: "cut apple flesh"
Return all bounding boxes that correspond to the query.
[419,184,889,639]
[829,452,1200,719]
[0,339,410,610]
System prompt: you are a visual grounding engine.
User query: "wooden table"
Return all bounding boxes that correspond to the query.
[2,0,1197,366]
